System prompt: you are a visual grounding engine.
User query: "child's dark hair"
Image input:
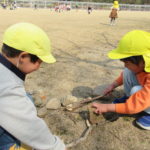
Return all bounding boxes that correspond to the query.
[2,44,39,63]
[120,56,144,65]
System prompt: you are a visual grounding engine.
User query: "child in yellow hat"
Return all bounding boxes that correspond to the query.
[0,23,66,150]
[92,30,150,130]
[109,0,119,25]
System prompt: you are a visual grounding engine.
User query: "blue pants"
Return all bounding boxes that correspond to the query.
[123,68,150,114]
[0,127,20,150]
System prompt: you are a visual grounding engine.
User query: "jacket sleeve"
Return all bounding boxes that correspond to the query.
[0,84,65,150]
[115,76,150,114]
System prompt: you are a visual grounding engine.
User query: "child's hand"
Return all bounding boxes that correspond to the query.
[92,103,115,114]
[92,103,108,114]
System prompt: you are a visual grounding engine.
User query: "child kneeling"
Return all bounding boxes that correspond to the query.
[92,30,150,130]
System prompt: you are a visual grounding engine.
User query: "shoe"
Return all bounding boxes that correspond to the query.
[136,113,150,130]
[112,95,128,104]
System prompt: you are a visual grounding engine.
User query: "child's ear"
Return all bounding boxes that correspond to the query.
[19,52,29,59]
[18,52,30,63]
[139,60,145,68]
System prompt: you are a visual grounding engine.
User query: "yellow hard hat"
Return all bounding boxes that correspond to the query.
[108,30,150,72]
[3,22,56,63]
[113,1,119,8]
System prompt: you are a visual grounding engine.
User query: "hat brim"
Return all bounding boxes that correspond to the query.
[108,48,134,59]
[108,49,150,73]
[38,54,56,63]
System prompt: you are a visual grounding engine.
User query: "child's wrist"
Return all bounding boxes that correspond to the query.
[106,104,115,112]
[112,81,118,88]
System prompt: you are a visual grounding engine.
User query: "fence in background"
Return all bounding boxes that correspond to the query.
[0,0,150,11]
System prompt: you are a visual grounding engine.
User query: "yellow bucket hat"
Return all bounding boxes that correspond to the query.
[3,22,56,63]
[108,30,150,72]
[113,1,119,8]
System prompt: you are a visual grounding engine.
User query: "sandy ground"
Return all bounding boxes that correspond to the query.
[0,8,150,150]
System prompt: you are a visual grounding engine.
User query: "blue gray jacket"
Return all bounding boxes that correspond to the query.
[0,54,65,150]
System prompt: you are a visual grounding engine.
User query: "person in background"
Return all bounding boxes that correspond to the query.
[109,0,119,25]
[34,3,37,9]
[87,6,92,14]
[75,4,79,11]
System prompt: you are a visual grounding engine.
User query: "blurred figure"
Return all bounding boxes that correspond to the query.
[87,6,92,14]
[34,3,37,10]
[66,4,71,11]
[109,0,119,25]
[109,8,118,25]
[75,4,79,11]
[1,3,7,9]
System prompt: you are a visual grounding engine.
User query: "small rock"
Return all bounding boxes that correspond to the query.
[46,98,61,109]
[37,106,47,118]
[32,93,47,107]
[60,95,78,106]
[34,97,43,107]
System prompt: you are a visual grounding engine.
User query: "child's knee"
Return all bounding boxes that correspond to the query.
[130,85,142,95]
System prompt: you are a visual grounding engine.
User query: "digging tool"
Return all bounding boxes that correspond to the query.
[65,94,105,111]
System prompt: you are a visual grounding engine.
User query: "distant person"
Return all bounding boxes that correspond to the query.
[55,5,61,13]
[109,0,119,25]
[66,4,71,11]
[92,30,150,130]
[34,3,37,9]
[13,2,17,9]
[10,3,14,10]
[75,4,79,11]
[55,5,59,12]
[0,23,66,149]
[1,3,7,9]
[109,8,118,25]
[10,2,17,10]
[87,6,92,14]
